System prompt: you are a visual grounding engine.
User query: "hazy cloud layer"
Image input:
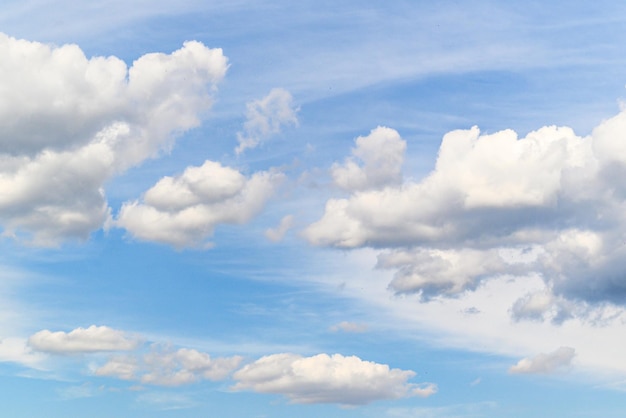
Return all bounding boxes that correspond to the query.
[509,347,575,374]
[305,114,626,310]
[95,346,242,386]
[0,34,227,245]
[28,325,140,354]
[235,88,298,154]
[329,321,368,333]
[116,161,284,248]
[232,353,436,406]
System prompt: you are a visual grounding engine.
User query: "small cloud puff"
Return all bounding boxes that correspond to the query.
[509,346,575,374]
[236,88,298,154]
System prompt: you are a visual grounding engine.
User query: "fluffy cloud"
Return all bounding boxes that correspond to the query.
[331,126,406,191]
[232,353,436,406]
[116,161,284,248]
[28,325,140,354]
[509,346,575,374]
[304,115,626,310]
[0,34,227,245]
[235,88,298,154]
[95,346,242,386]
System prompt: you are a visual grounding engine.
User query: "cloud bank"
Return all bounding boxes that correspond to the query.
[304,114,626,312]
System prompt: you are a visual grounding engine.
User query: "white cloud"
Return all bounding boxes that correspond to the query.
[116,161,284,248]
[329,321,368,333]
[95,346,242,386]
[28,325,140,354]
[304,114,626,310]
[509,346,576,374]
[331,126,406,191]
[0,34,228,245]
[0,337,45,367]
[265,215,294,242]
[232,352,436,406]
[377,247,516,299]
[235,88,298,154]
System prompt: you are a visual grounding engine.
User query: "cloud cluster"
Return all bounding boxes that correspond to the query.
[95,346,242,386]
[235,88,298,154]
[304,115,626,311]
[28,325,140,354]
[0,34,228,245]
[116,160,284,248]
[232,353,436,406]
[21,324,435,406]
[509,346,575,374]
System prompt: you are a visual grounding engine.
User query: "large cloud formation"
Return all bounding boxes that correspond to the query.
[304,115,626,312]
[0,33,228,245]
[232,353,436,406]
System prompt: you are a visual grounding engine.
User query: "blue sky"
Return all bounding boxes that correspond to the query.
[2,1,626,416]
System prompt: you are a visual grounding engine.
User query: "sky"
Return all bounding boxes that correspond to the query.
[2,1,626,416]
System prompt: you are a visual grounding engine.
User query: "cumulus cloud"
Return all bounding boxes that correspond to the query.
[116,160,284,248]
[331,126,406,191]
[304,115,626,310]
[264,215,294,242]
[94,346,242,386]
[28,325,140,354]
[232,353,436,406]
[235,88,298,154]
[0,34,228,245]
[509,346,575,374]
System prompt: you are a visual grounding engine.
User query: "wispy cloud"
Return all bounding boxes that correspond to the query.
[236,88,298,154]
